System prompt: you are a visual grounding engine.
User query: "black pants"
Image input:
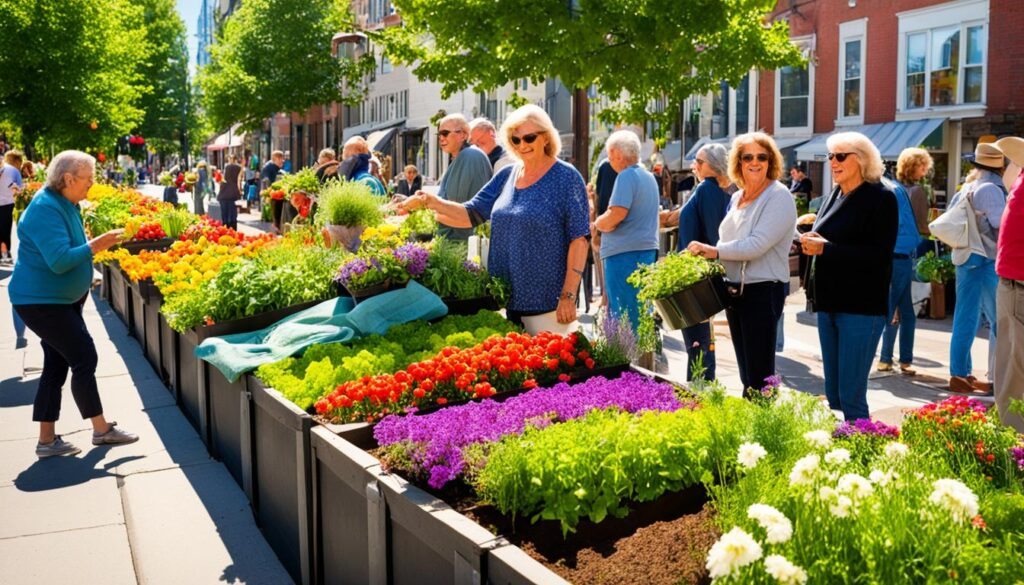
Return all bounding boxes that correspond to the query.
[14,295,103,422]
[724,281,785,393]
[219,199,238,230]
[0,203,13,256]
[682,321,715,381]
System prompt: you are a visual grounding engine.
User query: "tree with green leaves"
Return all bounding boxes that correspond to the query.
[135,0,194,159]
[382,0,804,135]
[0,0,148,157]
[198,0,376,132]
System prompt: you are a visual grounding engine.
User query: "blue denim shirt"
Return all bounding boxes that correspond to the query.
[884,178,919,256]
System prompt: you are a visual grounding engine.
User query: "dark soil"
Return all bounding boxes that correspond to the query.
[456,485,718,585]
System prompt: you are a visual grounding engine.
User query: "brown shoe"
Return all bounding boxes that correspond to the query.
[971,379,993,393]
[898,363,916,376]
[949,376,975,394]
[877,362,894,373]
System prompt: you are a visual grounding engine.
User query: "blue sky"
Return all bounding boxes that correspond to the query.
[176,0,201,76]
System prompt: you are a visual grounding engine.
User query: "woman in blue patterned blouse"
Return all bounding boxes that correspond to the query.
[402,105,590,328]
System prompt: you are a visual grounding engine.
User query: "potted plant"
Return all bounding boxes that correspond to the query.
[915,251,955,319]
[400,208,437,242]
[416,238,509,313]
[333,242,427,302]
[315,180,385,251]
[627,252,726,330]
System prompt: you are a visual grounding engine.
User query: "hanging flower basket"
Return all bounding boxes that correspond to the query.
[650,275,726,330]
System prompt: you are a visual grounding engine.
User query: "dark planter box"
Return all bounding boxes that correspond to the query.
[159,313,177,394]
[249,376,314,585]
[487,543,571,585]
[310,427,382,585]
[441,296,499,316]
[202,359,249,489]
[310,429,501,585]
[113,237,175,254]
[177,298,328,445]
[99,262,112,303]
[128,278,163,370]
[651,276,726,330]
[109,264,131,327]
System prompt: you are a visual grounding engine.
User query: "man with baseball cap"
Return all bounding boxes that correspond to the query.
[993,136,1024,432]
[947,142,1007,395]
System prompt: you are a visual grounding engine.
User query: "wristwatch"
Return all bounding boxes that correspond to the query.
[560,290,577,302]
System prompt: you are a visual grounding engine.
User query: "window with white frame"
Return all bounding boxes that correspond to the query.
[838,19,866,122]
[898,0,987,112]
[774,35,815,135]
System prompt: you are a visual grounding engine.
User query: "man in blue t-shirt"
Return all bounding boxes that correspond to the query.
[594,131,660,331]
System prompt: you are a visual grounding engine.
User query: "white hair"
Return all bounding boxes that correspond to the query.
[46,150,96,191]
[827,131,884,182]
[468,117,496,133]
[699,143,730,178]
[606,130,641,163]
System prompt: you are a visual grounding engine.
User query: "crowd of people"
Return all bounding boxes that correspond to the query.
[5,106,1023,459]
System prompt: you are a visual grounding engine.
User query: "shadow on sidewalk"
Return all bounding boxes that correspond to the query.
[0,376,36,408]
[15,449,144,492]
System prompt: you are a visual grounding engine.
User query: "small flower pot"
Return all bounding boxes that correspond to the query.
[322,224,365,252]
[650,276,726,330]
[345,280,406,304]
[929,281,947,319]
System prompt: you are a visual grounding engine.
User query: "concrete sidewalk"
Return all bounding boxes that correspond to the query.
[0,256,291,581]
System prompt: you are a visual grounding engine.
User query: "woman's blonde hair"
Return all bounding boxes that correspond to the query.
[403,165,418,174]
[500,104,561,160]
[4,149,24,168]
[728,132,784,189]
[46,150,95,191]
[826,131,884,183]
[896,147,933,183]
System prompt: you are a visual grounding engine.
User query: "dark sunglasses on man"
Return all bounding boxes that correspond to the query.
[827,152,855,162]
[510,132,543,146]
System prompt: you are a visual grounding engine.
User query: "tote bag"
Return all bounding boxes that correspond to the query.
[928,185,975,249]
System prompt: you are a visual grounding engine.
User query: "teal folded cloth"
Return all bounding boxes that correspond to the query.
[195,281,448,382]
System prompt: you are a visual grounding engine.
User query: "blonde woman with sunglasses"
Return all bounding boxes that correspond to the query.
[402,105,590,332]
[800,131,898,422]
[686,132,796,395]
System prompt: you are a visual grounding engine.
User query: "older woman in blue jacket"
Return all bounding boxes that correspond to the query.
[9,150,139,458]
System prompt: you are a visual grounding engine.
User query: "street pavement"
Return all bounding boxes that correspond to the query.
[0,183,995,583]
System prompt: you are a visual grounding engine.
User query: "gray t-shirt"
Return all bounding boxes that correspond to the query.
[600,164,661,259]
[716,181,797,284]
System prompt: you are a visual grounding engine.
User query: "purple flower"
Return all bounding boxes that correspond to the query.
[335,256,370,287]
[462,259,482,273]
[374,372,692,489]
[395,243,430,277]
[1011,446,1024,471]
[833,418,901,439]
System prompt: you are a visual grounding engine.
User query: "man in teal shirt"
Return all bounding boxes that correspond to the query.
[435,114,492,241]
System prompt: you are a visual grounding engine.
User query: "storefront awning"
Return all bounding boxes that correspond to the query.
[795,118,944,161]
[366,127,399,154]
[683,136,731,163]
[342,118,406,142]
[205,123,246,151]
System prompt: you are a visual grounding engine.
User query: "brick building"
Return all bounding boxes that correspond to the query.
[761,0,1023,201]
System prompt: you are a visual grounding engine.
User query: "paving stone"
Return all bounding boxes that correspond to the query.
[122,463,293,585]
[0,474,123,539]
[0,524,137,585]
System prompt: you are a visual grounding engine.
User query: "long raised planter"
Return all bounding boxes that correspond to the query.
[248,376,314,585]
[128,278,163,372]
[108,263,131,327]
[159,313,178,395]
[311,428,506,585]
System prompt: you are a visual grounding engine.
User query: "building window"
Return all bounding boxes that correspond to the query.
[381,55,392,75]
[734,74,750,133]
[837,19,866,122]
[779,66,810,128]
[843,40,862,117]
[898,0,987,112]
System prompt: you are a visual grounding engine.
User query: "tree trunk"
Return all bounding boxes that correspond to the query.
[572,87,590,182]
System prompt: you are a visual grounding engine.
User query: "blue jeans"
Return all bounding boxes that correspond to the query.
[682,321,715,381]
[879,257,916,365]
[818,312,885,421]
[603,249,658,332]
[950,253,997,377]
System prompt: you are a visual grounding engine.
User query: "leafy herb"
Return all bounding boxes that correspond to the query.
[315,180,385,228]
[915,251,955,284]
[627,252,724,301]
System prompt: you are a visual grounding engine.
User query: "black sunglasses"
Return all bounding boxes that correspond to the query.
[437,129,463,138]
[828,152,855,162]
[510,132,543,146]
[741,153,770,163]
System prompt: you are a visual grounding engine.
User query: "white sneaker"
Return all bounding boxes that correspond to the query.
[92,422,139,446]
[36,436,82,458]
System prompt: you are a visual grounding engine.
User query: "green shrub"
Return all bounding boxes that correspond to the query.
[627,252,725,301]
[315,180,385,228]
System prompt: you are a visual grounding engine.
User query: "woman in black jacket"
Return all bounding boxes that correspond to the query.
[801,132,897,421]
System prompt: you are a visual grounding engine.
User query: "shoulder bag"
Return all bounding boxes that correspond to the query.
[928,184,975,249]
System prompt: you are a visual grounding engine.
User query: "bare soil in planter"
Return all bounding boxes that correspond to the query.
[433,480,719,585]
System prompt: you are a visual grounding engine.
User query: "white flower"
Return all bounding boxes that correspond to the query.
[830,495,854,518]
[789,454,820,486]
[824,448,851,466]
[737,442,768,470]
[803,430,833,450]
[763,554,808,585]
[869,469,896,487]
[818,485,838,502]
[928,478,979,524]
[747,504,793,544]
[705,527,763,579]
[884,442,909,459]
[837,473,874,500]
